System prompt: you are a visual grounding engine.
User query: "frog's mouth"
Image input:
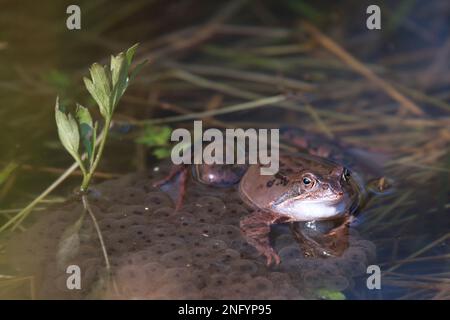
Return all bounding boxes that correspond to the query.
[272,196,350,221]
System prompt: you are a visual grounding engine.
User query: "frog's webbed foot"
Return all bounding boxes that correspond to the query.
[240,210,280,266]
[153,164,189,210]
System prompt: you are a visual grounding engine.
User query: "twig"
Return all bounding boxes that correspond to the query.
[136,0,247,64]
[0,128,106,233]
[0,161,79,233]
[167,62,315,91]
[302,21,424,116]
[138,95,288,125]
[7,163,121,179]
[387,233,450,272]
[381,253,450,267]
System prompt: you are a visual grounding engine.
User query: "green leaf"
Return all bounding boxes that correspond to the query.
[110,53,124,89]
[76,104,94,166]
[42,69,71,91]
[110,44,142,111]
[316,289,346,300]
[136,125,172,147]
[110,54,129,110]
[88,63,112,116]
[125,43,139,66]
[83,77,109,119]
[55,97,80,163]
[153,147,171,159]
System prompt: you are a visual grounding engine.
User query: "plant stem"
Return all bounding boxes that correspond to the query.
[81,194,118,294]
[0,161,80,233]
[81,195,110,271]
[80,119,112,192]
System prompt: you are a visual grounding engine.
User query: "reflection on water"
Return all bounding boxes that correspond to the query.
[1,0,449,299]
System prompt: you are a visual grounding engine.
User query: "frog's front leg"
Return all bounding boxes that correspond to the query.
[324,214,354,237]
[153,164,189,210]
[316,214,353,255]
[290,223,330,258]
[240,210,284,266]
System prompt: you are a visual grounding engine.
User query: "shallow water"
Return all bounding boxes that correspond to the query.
[1,0,449,300]
[4,168,377,299]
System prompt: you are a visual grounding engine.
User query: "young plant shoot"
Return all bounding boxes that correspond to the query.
[55,44,144,192]
[53,44,144,280]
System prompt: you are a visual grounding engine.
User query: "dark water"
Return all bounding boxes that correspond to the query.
[1,0,449,299]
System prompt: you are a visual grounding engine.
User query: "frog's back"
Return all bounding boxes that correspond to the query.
[280,127,389,179]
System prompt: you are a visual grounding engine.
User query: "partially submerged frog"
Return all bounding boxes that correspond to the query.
[237,153,361,265]
[155,128,391,265]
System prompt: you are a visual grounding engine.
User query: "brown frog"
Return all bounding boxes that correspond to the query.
[237,153,363,265]
[154,128,390,266]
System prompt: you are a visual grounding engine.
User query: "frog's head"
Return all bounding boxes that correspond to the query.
[292,166,349,202]
[239,154,358,221]
[268,157,355,221]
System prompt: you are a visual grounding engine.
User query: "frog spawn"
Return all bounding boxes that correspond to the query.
[6,170,375,299]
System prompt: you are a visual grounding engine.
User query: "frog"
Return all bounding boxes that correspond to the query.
[237,153,362,265]
[154,127,392,266]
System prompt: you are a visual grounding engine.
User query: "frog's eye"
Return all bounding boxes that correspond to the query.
[302,176,315,188]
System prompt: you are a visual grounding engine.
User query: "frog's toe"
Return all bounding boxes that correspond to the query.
[264,248,281,266]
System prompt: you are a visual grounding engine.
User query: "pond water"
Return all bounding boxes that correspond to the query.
[0,0,449,299]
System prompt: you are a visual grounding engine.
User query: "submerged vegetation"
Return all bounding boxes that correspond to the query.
[0,0,449,299]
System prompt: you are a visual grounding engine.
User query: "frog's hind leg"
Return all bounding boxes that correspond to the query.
[153,164,189,210]
[325,214,354,237]
[240,210,281,266]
